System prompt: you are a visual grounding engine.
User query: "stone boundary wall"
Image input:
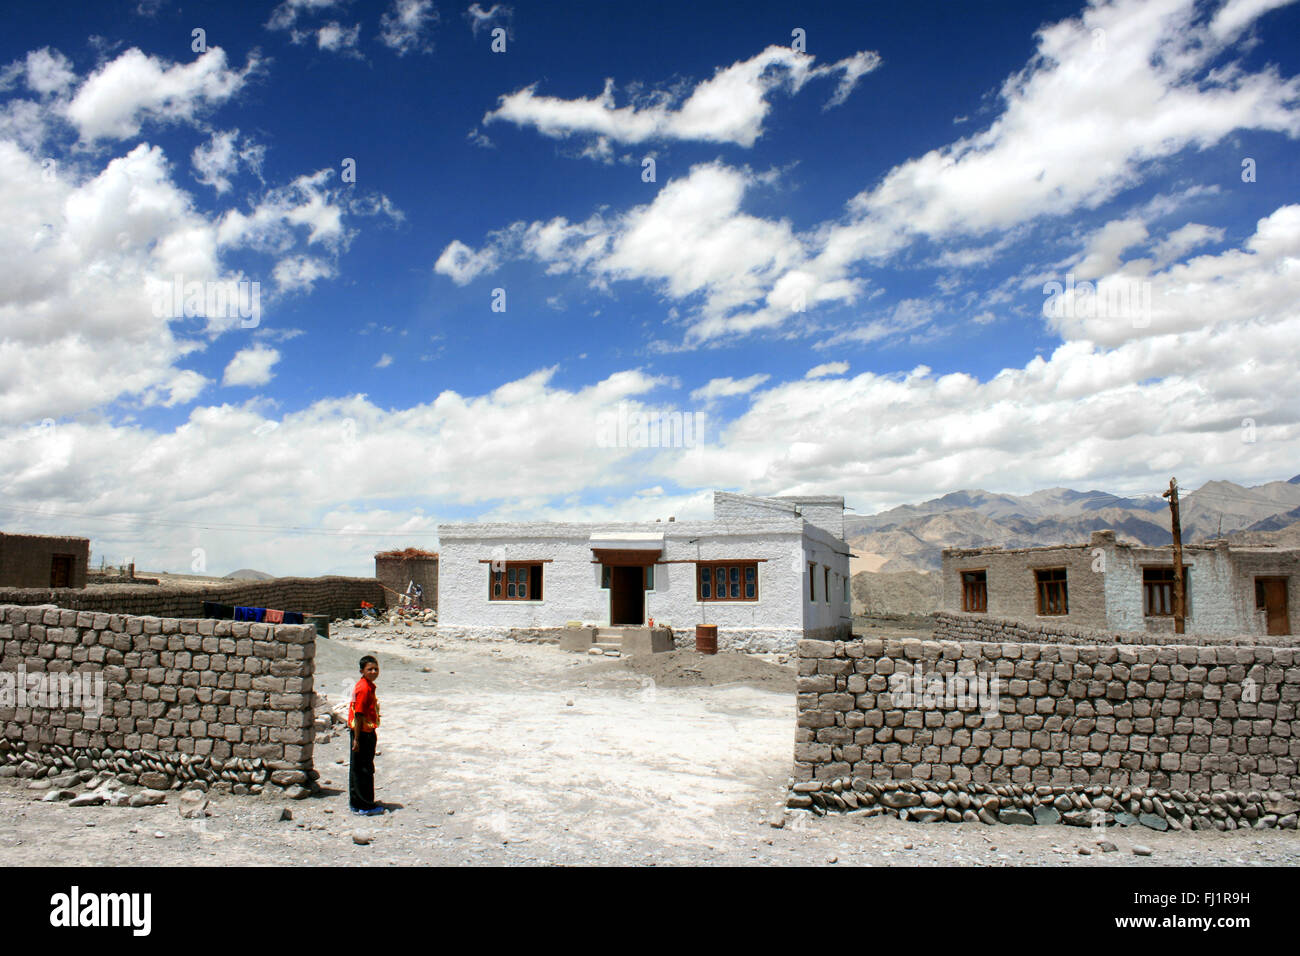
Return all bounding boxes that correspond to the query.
[0,576,385,622]
[790,635,1300,831]
[0,604,316,796]
[933,611,1297,647]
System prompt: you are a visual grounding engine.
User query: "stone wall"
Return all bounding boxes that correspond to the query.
[0,533,90,589]
[790,634,1300,830]
[0,604,316,796]
[0,576,384,622]
[933,611,1299,647]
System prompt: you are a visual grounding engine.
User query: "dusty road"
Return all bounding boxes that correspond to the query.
[1,628,1297,866]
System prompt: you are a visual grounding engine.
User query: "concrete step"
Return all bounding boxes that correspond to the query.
[594,627,625,639]
[592,641,621,651]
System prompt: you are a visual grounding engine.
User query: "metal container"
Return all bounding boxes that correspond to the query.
[695,624,718,655]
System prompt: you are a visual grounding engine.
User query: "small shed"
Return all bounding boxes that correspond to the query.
[374,547,439,610]
[0,531,91,589]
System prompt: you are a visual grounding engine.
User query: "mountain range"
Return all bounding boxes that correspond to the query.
[846,476,1300,576]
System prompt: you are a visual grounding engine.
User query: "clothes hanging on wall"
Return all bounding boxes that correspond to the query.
[202,602,235,620]
[264,608,284,624]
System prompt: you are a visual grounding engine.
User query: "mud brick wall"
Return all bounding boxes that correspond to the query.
[374,556,438,612]
[0,576,384,621]
[933,611,1299,647]
[794,636,1300,797]
[0,605,315,791]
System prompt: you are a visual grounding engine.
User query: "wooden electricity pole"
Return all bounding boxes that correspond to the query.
[1162,477,1185,634]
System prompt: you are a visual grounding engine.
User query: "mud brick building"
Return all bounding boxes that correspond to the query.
[374,548,438,610]
[0,532,90,590]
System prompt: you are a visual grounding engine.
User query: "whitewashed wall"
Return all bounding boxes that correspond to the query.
[437,515,852,651]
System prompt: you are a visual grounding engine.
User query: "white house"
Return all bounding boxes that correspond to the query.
[436,492,853,652]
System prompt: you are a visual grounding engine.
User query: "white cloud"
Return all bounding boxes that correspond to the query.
[222,346,281,387]
[689,374,770,402]
[273,255,337,293]
[1072,217,1149,279]
[23,48,76,96]
[267,0,343,31]
[484,44,880,149]
[0,140,223,424]
[465,3,511,37]
[217,169,347,251]
[433,238,499,284]
[0,368,687,574]
[448,0,1300,346]
[65,47,261,142]
[375,353,394,368]
[1151,222,1225,267]
[437,162,835,342]
[824,0,1300,260]
[315,22,362,51]
[1047,204,1300,348]
[191,128,265,193]
[805,362,849,379]
[380,0,438,55]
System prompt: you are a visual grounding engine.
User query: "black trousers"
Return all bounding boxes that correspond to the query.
[349,729,377,810]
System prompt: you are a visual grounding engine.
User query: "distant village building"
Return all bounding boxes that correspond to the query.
[374,548,439,611]
[942,530,1297,636]
[436,492,852,651]
[0,532,90,589]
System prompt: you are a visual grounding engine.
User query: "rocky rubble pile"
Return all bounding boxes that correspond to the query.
[0,739,318,804]
[789,777,1300,831]
[334,606,437,629]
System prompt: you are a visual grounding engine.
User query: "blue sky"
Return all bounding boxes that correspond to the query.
[1,0,1298,575]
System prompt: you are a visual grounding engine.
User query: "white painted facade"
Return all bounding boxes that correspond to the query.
[1100,538,1299,636]
[436,493,853,651]
[944,530,1299,637]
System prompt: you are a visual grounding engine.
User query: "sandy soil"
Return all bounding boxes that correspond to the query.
[1,626,1297,866]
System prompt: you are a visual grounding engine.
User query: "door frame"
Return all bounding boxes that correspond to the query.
[1257,576,1290,636]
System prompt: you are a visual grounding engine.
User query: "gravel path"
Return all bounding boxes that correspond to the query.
[1,627,1297,866]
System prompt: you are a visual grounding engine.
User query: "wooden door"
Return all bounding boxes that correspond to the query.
[608,565,645,626]
[50,555,73,588]
[1262,578,1290,635]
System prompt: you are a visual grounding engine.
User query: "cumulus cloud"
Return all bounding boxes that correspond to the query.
[380,0,438,54]
[433,238,499,284]
[484,44,880,149]
[23,48,76,95]
[222,346,281,387]
[65,46,261,142]
[191,129,265,193]
[0,368,688,573]
[436,162,838,341]
[689,374,770,402]
[0,49,399,424]
[272,255,336,293]
[447,0,1300,346]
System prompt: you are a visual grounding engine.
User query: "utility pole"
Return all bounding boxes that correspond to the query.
[1162,477,1185,634]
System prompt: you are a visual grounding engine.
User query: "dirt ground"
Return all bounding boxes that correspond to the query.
[1,625,1298,866]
